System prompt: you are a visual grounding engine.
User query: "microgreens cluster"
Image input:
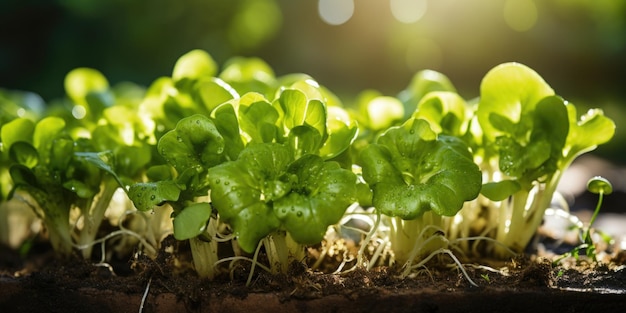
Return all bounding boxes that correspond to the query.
[0,50,615,281]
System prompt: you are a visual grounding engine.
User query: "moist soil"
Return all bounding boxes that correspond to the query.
[1,235,626,313]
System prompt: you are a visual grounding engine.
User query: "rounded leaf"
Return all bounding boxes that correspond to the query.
[173,203,213,240]
[1,118,35,149]
[157,114,225,171]
[360,118,482,219]
[477,62,554,142]
[9,141,39,168]
[275,155,357,244]
[587,176,613,195]
[172,49,217,82]
[128,181,181,212]
[64,68,109,106]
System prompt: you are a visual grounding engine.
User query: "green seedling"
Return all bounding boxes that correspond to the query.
[553,176,613,264]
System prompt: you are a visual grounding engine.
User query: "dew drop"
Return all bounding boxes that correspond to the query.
[150,195,156,200]
[296,211,303,217]
[177,136,183,142]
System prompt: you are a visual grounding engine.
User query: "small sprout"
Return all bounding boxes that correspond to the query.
[587,176,613,195]
[481,273,490,283]
[554,176,613,264]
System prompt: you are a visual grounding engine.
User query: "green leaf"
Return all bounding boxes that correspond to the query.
[399,69,457,119]
[49,137,74,172]
[63,179,97,198]
[236,94,281,144]
[413,91,469,136]
[195,77,239,113]
[481,180,521,201]
[74,151,126,189]
[113,145,152,179]
[9,164,38,187]
[477,62,554,142]
[173,203,213,240]
[288,125,322,158]
[274,154,357,244]
[319,106,358,160]
[64,68,109,107]
[9,142,39,168]
[172,49,217,82]
[219,56,275,97]
[587,176,613,195]
[362,96,405,131]
[128,181,181,212]
[146,165,175,181]
[563,106,615,161]
[287,79,324,102]
[1,118,35,149]
[33,117,66,163]
[157,114,225,172]
[211,104,244,161]
[360,118,482,219]
[276,89,327,142]
[208,143,288,252]
[208,143,356,253]
[494,96,569,181]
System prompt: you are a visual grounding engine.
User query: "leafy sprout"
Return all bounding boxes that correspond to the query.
[554,176,613,264]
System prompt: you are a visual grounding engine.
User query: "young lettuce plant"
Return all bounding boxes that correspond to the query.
[206,81,358,275]
[208,143,357,274]
[475,63,615,258]
[2,116,126,259]
[128,113,240,279]
[0,89,46,248]
[359,118,482,276]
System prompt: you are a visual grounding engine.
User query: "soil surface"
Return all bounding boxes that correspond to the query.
[2,234,626,313]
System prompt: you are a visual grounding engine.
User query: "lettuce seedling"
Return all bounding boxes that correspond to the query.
[208,142,357,273]
[128,113,237,279]
[2,117,126,258]
[359,118,482,266]
[474,63,615,257]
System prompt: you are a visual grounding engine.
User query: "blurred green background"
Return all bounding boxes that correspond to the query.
[1,0,624,163]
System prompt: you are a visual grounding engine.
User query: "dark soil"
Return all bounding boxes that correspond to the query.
[2,235,626,313]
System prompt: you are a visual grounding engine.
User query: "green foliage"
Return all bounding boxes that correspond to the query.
[360,118,482,219]
[209,143,356,253]
[0,50,617,280]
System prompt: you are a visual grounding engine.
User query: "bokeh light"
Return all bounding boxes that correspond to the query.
[390,0,427,24]
[503,0,538,32]
[318,0,354,25]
